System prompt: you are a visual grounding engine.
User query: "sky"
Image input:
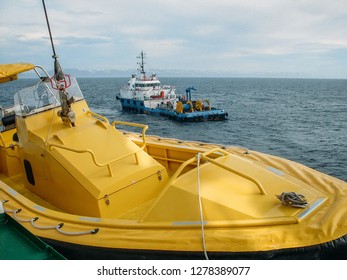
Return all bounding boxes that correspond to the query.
[1,0,347,78]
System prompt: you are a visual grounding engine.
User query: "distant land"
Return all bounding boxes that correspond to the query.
[20,68,333,79]
[63,68,314,78]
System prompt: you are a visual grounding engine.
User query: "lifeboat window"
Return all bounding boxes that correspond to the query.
[13,77,84,117]
[12,133,19,142]
[24,159,35,186]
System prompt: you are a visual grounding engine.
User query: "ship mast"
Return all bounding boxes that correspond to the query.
[137,51,146,78]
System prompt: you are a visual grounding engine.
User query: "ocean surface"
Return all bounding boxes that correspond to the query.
[1,77,346,182]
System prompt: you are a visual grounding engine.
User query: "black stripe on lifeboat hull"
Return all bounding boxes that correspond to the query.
[42,234,347,260]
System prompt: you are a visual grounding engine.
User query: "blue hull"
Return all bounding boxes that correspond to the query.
[116,97,146,113]
[117,97,228,122]
[145,107,228,122]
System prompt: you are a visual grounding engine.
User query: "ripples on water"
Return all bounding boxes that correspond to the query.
[1,77,346,181]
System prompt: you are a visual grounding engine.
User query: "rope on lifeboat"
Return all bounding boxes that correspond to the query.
[196,153,209,260]
[55,222,99,235]
[276,192,308,208]
[2,202,99,235]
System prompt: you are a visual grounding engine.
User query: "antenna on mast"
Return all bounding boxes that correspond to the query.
[137,51,146,77]
[41,0,64,81]
[41,0,75,126]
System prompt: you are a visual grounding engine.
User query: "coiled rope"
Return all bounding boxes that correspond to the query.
[197,153,209,260]
[276,192,308,208]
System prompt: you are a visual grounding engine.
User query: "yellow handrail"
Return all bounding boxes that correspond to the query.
[86,111,109,124]
[141,148,264,223]
[47,119,148,177]
[166,148,228,185]
[168,148,266,195]
[200,155,267,195]
[112,120,148,149]
[48,143,142,177]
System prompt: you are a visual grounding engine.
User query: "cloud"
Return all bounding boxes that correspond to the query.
[118,25,160,37]
[46,35,111,46]
[1,0,347,77]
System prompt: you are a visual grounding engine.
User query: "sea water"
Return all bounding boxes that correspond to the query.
[1,77,346,182]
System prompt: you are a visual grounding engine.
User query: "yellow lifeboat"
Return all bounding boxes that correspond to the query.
[1,63,347,260]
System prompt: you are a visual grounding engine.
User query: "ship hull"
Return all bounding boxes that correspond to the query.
[117,97,228,122]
